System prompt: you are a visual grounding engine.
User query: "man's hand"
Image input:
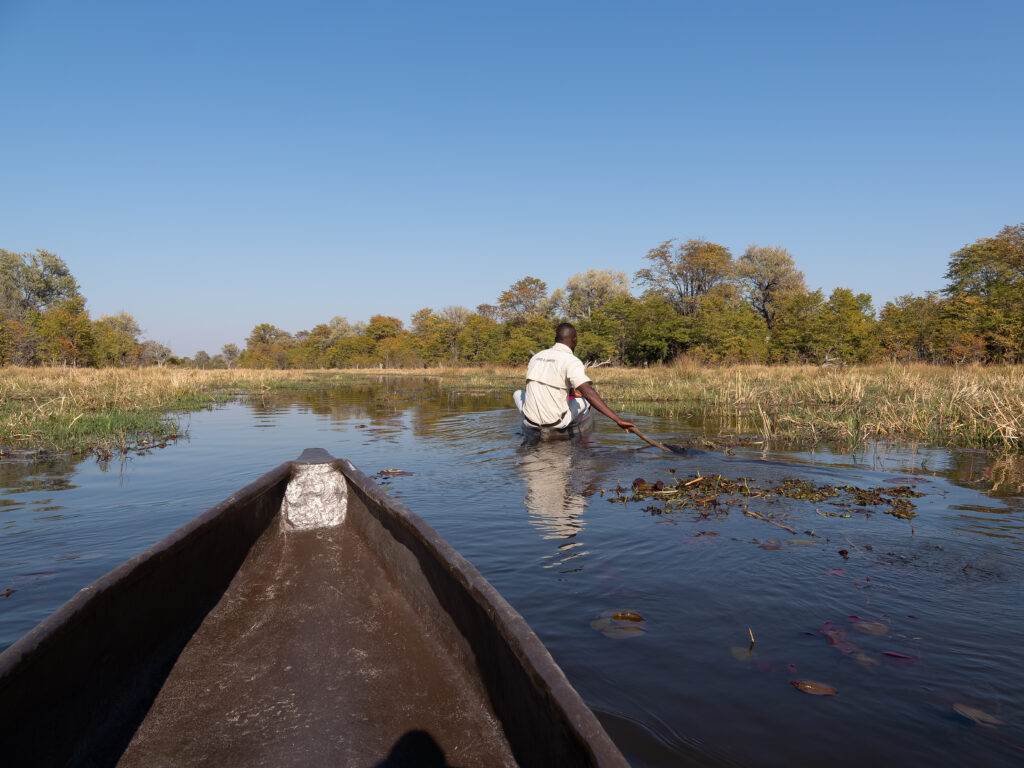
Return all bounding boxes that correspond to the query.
[577,382,636,432]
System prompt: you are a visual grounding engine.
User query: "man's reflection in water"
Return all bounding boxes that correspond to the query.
[519,439,596,569]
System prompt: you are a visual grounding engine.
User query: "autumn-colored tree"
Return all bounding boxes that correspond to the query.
[0,311,38,365]
[364,314,404,341]
[942,223,1024,361]
[36,297,93,366]
[635,239,733,316]
[241,323,293,368]
[497,277,548,324]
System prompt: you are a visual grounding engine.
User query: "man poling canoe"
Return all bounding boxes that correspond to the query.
[514,323,637,435]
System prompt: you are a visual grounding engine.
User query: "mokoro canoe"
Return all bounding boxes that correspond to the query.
[520,407,595,441]
[0,448,626,767]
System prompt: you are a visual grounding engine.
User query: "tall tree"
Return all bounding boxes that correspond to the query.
[221,343,241,368]
[634,239,733,315]
[92,312,142,366]
[942,223,1024,361]
[558,269,630,321]
[498,276,548,324]
[36,297,93,366]
[877,293,945,362]
[735,245,806,330]
[364,314,404,341]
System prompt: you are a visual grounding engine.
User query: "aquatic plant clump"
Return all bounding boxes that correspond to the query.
[607,474,926,521]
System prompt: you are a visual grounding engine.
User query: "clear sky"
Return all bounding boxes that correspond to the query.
[2,0,1021,356]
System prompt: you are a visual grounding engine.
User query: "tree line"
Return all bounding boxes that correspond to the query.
[2,222,1021,369]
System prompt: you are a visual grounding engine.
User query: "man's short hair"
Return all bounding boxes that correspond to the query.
[555,323,576,343]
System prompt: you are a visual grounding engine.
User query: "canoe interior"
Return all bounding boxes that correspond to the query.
[0,450,625,767]
[521,408,595,441]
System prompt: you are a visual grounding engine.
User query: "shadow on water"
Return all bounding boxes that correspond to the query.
[2,378,1024,766]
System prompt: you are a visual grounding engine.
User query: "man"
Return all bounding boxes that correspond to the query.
[513,323,637,433]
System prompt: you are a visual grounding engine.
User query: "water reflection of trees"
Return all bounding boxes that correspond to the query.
[247,378,510,435]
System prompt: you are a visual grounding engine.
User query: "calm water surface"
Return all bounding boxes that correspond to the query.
[2,380,1022,766]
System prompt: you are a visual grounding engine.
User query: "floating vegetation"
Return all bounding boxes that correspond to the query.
[607,474,926,524]
[790,680,838,696]
[952,703,1005,728]
[590,609,647,639]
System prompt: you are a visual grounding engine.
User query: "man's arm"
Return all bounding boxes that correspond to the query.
[576,382,636,432]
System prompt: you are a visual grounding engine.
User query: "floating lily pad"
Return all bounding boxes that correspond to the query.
[953,703,1004,727]
[590,609,647,639]
[791,680,837,695]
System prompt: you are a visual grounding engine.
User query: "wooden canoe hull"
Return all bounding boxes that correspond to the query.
[521,408,596,441]
[0,449,626,767]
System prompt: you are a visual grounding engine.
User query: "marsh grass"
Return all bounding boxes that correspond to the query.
[2,363,1022,454]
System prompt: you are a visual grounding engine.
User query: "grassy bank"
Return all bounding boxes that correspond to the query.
[1,363,1022,455]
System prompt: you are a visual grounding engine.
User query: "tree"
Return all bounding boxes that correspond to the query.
[193,350,211,369]
[437,305,471,364]
[498,277,548,324]
[364,314,403,341]
[221,343,241,368]
[139,339,172,367]
[877,293,945,362]
[634,239,733,315]
[475,303,500,322]
[457,313,503,364]
[92,312,142,366]
[557,269,630,321]
[942,223,1024,361]
[688,285,768,363]
[817,288,876,363]
[241,324,293,368]
[327,315,364,343]
[768,290,826,363]
[36,297,93,366]
[735,245,806,330]
[0,249,80,316]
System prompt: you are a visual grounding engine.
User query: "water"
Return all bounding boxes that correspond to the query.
[2,380,1022,766]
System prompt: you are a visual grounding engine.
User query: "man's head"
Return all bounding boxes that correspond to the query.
[555,322,577,350]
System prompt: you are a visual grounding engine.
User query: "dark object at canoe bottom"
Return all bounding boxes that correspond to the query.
[0,448,627,767]
[521,408,595,441]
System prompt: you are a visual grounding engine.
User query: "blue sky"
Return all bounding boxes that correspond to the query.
[2,0,1021,356]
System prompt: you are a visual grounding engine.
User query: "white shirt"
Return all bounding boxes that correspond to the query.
[522,343,592,426]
